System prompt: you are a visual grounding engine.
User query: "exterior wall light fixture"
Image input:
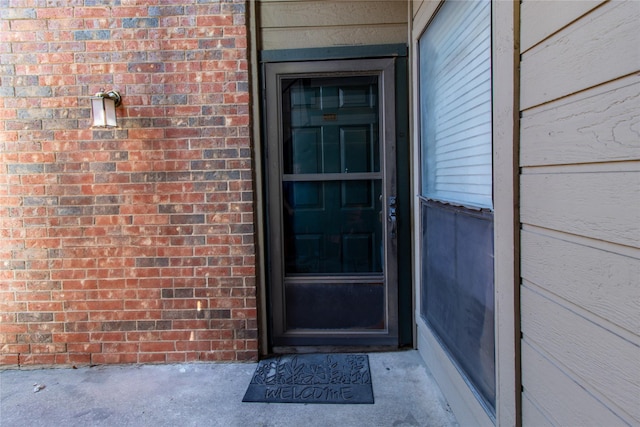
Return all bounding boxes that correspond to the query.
[91,90,122,127]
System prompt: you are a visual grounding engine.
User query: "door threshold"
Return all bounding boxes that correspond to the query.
[271,345,400,355]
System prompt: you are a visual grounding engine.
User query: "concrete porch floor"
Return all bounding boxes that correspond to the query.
[0,350,458,427]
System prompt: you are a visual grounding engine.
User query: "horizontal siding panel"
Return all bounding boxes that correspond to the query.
[520,0,639,110]
[521,340,629,426]
[261,24,407,50]
[521,286,640,422]
[520,0,603,53]
[260,1,407,28]
[412,0,426,20]
[522,394,553,427]
[520,171,640,248]
[521,229,640,335]
[521,75,640,167]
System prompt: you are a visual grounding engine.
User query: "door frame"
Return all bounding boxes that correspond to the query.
[252,45,412,355]
[264,58,399,348]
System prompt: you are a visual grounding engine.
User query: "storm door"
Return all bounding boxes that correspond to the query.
[265,59,398,347]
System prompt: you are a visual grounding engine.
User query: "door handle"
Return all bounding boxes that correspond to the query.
[388,196,397,239]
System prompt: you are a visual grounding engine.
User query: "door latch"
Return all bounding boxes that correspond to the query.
[388,196,397,239]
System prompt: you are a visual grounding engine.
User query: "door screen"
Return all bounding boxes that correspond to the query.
[265,59,397,347]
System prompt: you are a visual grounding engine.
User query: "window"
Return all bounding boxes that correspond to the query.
[418,0,496,416]
[419,0,493,210]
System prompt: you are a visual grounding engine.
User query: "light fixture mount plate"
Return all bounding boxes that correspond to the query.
[94,90,122,107]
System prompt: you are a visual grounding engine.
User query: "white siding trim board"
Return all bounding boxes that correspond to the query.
[521,392,554,427]
[260,25,408,50]
[258,1,408,50]
[521,228,640,337]
[520,0,603,53]
[520,171,640,249]
[521,339,631,426]
[260,1,407,28]
[521,285,640,424]
[521,74,640,167]
[520,0,640,110]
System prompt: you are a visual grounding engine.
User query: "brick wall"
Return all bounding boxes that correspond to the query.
[0,0,258,365]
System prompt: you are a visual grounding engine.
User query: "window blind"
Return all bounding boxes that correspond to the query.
[419,0,492,209]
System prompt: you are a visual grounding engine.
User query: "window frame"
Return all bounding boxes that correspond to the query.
[411,0,520,425]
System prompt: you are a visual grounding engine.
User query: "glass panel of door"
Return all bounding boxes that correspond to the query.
[281,75,385,332]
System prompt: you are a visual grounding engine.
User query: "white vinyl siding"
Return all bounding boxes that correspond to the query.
[419,0,492,209]
[258,1,407,50]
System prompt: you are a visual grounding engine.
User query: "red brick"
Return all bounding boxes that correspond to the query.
[92,353,138,364]
[10,20,47,31]
[30,343,66,354]
[67,343,101,353]
[139,341,175,353]
[157,331,189,341]
[171,320,209,331]
[197,15,233,26]
[36,8,74,19]
[138,353,167,363]
[103,343,139,354]
[20,354,57,365]
[166,352,187,363]
[109,6,146,17]
[74,6,111,18]
[53,333,90,343]
[0,354,20,365]
[176,341,211,352]
[2,3,255,366]
[68,353,92,364]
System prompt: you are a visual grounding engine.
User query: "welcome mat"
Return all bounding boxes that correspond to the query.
[242,353,374,404]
